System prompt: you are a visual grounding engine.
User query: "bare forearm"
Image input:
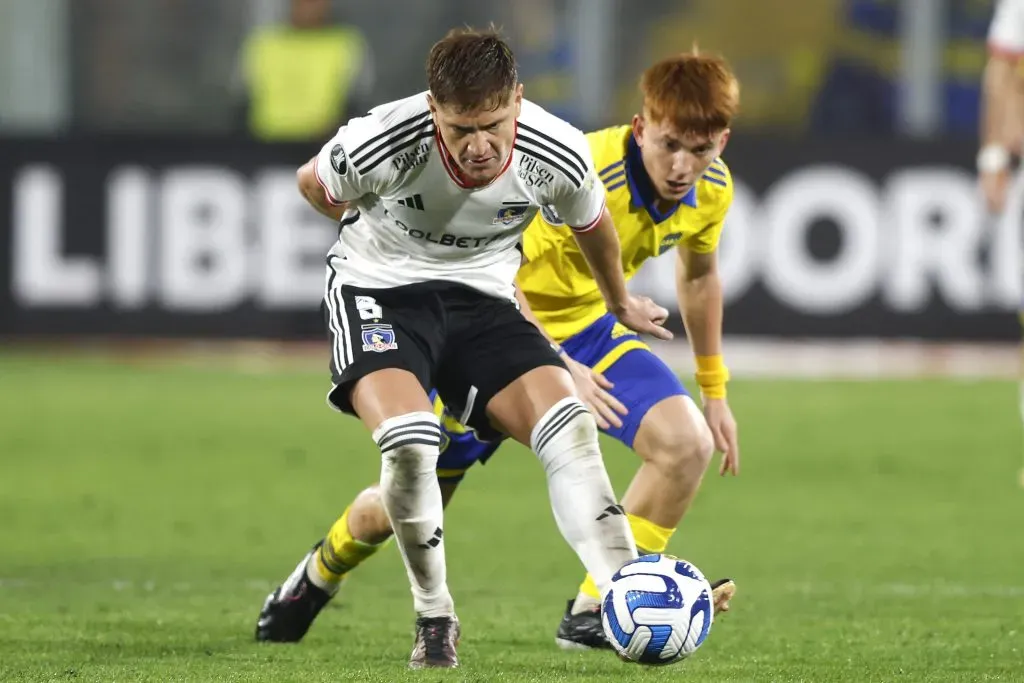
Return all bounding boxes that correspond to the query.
[982,57,1024,152]
[572,212,629,312]
[677,271,724,357]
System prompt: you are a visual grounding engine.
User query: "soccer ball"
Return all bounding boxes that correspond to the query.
[601,554,713,665]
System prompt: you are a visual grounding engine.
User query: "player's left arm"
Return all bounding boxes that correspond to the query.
[551,145,672,341]
[571,212,670,341]
[676,233,739,476]
[675,248,723,363]
[512,279,627,429]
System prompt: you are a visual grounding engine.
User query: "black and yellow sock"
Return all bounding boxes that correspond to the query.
[576,513,676,606]
[306,506,387,592]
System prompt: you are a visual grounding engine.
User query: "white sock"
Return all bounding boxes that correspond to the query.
[531,397,637,598]
[374,412,454,618]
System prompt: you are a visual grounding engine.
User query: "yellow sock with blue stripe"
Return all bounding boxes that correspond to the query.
[306,506,386,592]
[575,513,676,608]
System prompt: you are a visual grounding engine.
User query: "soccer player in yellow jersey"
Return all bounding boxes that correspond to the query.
[256,51,741,650]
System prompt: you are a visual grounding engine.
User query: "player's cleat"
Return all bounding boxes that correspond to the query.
[255,543,333,643]
[555,599,611,651]
[408,615,461,669]
[554,578,738,651]
[711,577,737,613]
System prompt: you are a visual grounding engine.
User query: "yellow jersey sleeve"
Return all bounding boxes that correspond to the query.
[684,157,733,254]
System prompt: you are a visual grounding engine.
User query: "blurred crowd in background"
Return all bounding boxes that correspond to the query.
[1,0,1017,344]
[0,0,998,140]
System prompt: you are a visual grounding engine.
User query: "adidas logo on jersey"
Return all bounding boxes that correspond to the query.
[397,194,424,210]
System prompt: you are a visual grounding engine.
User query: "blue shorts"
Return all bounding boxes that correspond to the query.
[433,313,689,482]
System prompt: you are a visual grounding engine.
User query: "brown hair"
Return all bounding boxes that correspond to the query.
[640,51,739,136]
[426,27,518,112]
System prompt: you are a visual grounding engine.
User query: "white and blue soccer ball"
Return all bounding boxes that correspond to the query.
[601,554,714,665]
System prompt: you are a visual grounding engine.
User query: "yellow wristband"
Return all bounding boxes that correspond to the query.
[694,355,729,399]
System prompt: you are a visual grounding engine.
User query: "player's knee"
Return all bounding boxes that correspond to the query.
[350,485,394,543]
[643,430,713,482]
[374,411,442,476]
[353,484,383,507]
[530,397,600,474]
[638,399,714,478]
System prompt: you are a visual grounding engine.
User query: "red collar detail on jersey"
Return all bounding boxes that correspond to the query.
[436,122,517,189]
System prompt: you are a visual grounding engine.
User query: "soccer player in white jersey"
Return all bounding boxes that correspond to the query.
[254,28,669,669]
[979,0,1024,214]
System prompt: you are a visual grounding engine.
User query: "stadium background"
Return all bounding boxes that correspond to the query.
[1,1,1021,681]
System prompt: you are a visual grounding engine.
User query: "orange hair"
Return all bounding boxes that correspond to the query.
[640,51,739,136]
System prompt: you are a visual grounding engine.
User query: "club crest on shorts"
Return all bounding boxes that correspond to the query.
[361,324,397,353]
[492,206,530,226]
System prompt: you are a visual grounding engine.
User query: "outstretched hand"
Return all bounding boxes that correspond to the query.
[703,397,739,476]
[614,295,673,341]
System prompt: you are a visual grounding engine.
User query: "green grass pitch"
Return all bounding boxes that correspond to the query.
[0,353,1021,682]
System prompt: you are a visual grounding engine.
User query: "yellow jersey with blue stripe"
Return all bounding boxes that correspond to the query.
[517,125,734,342]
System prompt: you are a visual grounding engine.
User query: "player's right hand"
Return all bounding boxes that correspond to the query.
[564,356,628,430]
[614,295,673,341]
[980,169,1010,214]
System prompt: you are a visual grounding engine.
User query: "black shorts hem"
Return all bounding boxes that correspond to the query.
[326,359,430,416]
[461,355,567,440]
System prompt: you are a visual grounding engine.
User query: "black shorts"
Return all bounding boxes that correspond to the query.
[321,277,565,439]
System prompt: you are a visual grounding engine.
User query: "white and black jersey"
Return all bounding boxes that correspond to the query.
[314,92,606,301]
[990,0,1024,55]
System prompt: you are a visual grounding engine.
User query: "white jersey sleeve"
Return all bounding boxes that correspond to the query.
[313,96,434,205]
[544,128,606,233]
[989,0,1024,55]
